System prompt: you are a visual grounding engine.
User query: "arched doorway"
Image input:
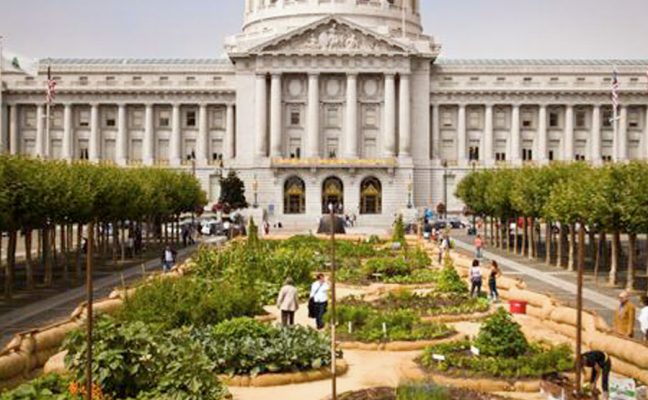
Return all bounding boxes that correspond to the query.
[322,176,344,214]
[360,177,382,214]
[284,176,306,214]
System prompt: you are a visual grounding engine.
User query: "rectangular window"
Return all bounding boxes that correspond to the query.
[211,139,224,162]
[575,110,587,129]
[325,107,339,128]
[522,148,533,161]
[441,111,453,128]
[290,110,301,126]
[364,105,378,128]
[364,138,377,158]
[549,111,560,128]
[211,108,225,129]
[289,138,301,159]
[104,110,116,128]
[184,139,196,161]
[131,109,144,129]
[78,139,89,160]
[521,111,533,128]
[494,109,507,129]
[602,110,613,128]
[468,110,481,129]
[78,109,90,128]
[186,110,197,127]
[158,110,171,128]
[52,109,64,129]
[468,146,480,161]
[628,110,640,129]
[326,138,338,159]
[495,152,506,161]
[23,109,37,128]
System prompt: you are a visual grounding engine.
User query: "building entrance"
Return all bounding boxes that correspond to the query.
[322,176,344,214]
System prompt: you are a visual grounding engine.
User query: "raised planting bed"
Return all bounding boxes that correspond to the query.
[417,309,573,390]
[336,382,506,400]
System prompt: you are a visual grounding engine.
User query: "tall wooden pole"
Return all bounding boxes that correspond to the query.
[329,208,337,400]
[575,223,585,396]
[85,221,94,400]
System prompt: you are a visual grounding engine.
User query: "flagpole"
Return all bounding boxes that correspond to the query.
[0,35,5,154]
[45,59,51,159]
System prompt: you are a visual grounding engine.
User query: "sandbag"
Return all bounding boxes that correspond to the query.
[0,351,29,380]
[589,331,648,370]
[609,355,648,386]
[514,380,541,392]
[43,351,67,375]
[507,287,552,309]
[33,348,59,367]
[544,320,577,340]
[33,320,80,351]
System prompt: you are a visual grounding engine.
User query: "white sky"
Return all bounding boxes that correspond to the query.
[1,0,647,59]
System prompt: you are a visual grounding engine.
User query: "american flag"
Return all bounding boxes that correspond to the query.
[611,68,620,112]
[46,66,57,104]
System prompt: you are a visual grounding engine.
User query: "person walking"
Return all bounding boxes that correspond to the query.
[612,290,636,338]
[438,234,450,264]
[161,245,177,273]
[474,234,484,259]
[309,274,330,330]
[488,260,501,302]
[276,277,299,327]
[469,259,483,298]
[638,295,648,342]
[579,350,612,400]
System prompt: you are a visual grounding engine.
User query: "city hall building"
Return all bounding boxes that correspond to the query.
[2,0,648,226]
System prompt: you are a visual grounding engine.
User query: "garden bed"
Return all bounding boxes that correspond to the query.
[335,383,507,400]
[220,359,348,387]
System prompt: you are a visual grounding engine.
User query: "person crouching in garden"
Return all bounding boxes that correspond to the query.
[579,350,611,400]
[309,274,330,330]
[276,277,299,327]
[469,259,483,298]
[488,261,502,302]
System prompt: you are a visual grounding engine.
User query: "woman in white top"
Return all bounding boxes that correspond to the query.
[469,259,483,298]
[309,274,330,330]
[639,295,648,342]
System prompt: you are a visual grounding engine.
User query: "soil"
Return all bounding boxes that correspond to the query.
[335,386,507,400]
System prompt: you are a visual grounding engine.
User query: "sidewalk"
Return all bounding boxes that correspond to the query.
[452,235,640,336]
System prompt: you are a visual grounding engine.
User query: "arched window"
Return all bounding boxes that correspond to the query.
[284,176,306,214]
[360,177,382,215]
[321,176,344,214]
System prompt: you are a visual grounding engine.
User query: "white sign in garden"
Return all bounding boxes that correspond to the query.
[609,377,637,400]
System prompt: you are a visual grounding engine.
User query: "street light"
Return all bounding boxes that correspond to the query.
[407,174,413,209]
[442,160,448,220]
[470,160,478,234]
[252,174,259,209]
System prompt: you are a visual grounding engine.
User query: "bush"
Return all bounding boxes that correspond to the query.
[436,255,468,294]
[474,308,529,358]
[392,215,406,246]
[63,317,227,400]
[117,276,263,330]
[363,257,411,278]
[0,374,77,400]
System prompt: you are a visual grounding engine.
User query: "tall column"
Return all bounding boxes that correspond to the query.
[89,104,100,162]
[116,104,128,165]
[590,105,601,163]
[510,105,521,163]
[431,104,440,161]
[457,104,466,164]
[35,104,45,157]
[644,106,648,159]
[62,103,73,160]
[383,73,396,157]
[537,105,547,162]
[196,104,208,165]
[306,73,320,158]
[9,105,18,155]
[170,103,181,166]
[344,73,358,158]
[618,105,628,161]
[483,104,494,164]
[270,73,282,158]
[226,104,235,160]
[398,73,411,157]
[142,104,154,165]
[255,74,268,158]
[564,105,574,161]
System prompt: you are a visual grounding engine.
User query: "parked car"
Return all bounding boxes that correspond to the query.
[448,218,466,229]
[433,220,447,231]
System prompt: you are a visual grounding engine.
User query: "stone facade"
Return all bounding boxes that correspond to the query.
[1,0,648,226]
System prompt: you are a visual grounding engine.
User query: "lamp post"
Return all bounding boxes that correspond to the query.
[407,174,413,209]
[442,160,448,220]
[252,174,259,209]
[329,204,337,400]
[470,160,477,233]
[189,151,196,230]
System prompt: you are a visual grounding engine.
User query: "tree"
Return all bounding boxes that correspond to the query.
[219,171,248,210]
[618,162,648,290]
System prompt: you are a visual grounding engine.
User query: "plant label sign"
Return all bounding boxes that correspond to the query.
[432,354,446,362]
[609,377,636,400]
[470,346,480,356]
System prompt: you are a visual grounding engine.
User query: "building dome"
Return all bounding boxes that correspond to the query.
[242,0,423,40]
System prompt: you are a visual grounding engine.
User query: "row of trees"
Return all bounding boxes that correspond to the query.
[0,156,207,299]
[456,162,648,291]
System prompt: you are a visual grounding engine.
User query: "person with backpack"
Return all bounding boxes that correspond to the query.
[308,274,330,330]
[469,259,483,298]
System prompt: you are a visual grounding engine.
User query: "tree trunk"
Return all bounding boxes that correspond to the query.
[5,230,17,300]
[627,233,637,290]
[36,229,42,267]
[545,222,552,266]
[60,223,69,284]
[75,224,83,283]
[505,220,511,254]
[522,217,529,257]
[43,227,52,287]
[514,219,519,255]
[25,229,34,290]
[588,230,596,267]
[609,231,620,286]
[120,221,126,263]
[112,222,119,261]
[567,224,576,271]
[556,224,563,268]
[529,218,536,260]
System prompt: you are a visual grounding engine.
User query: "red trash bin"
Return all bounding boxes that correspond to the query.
[509,300,528,315]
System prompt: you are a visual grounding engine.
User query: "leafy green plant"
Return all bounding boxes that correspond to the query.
[436,255,468,294]
[392,214,406,246]
[0,374,77,400]
[474,308,529,358]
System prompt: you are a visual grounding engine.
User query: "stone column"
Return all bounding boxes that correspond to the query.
[116,104,128,165]
[89,103,100,162]
[255,74,268,158]
[431,104,440,161]
[537,105,547,162]
[142,104,154,165]
[591,105,601,163]
[196,103,209,165]
[456,104,466,164]
[510,105,521,163]
[35,104,45,157]
[62,103,73,160]
[644,106,648,159]
[270,73,282,158]
[170,103,182,166]
[564,105,574,161]
[9,105,18,155]
[306,73,320,158]
[618,105,628,161]
[383,73,396,157]
[226,104,235,160]
[344,73,358,158]
[483,104,494,164]
[398,73,411,157]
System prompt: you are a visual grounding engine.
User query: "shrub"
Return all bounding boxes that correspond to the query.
[363,257,411,278]
[0,374,78,400]
[474,308,529,358]
[392,215,406,246]
[436,255,468,294]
